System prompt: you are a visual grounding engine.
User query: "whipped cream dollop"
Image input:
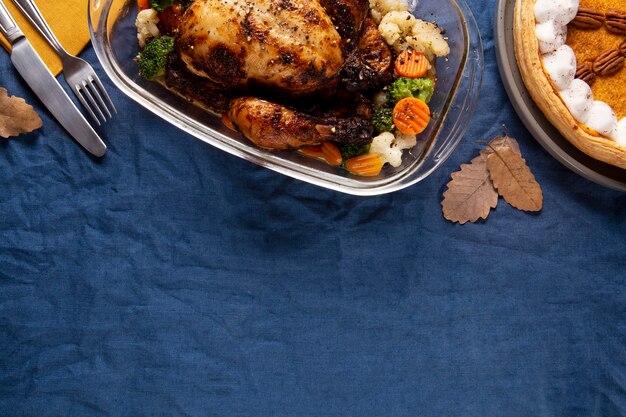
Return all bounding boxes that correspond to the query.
[534,0,625,147]
[536,20,567,53]
[542,45,576,91]
[560,79,593,123]
[534,0,578,25]
[585,102,617,136]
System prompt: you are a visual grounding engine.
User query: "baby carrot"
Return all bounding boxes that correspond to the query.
[321,142,343,166]
[392,97,431,135]
[394,50,430,78]
[345,153,384,177]
[300,145,326,158]
[138,0,151,11]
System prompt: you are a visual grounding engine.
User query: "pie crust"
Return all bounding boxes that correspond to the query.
[514,0,626,169]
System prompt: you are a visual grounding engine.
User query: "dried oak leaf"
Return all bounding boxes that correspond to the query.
[0,88,43,138]
[441,154,499,224]
[486,146,543,212]
[481,135,521,158]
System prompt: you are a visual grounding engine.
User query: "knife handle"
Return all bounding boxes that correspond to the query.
[0,0,23,44]
[11,0,67,58]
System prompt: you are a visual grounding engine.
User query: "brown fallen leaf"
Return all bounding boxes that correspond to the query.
[481,135,521,158]
[441,154,499,224]
[486,146,543,212]
[0,87,43,138]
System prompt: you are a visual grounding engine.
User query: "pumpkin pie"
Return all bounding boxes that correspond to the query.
[514,0,626,169]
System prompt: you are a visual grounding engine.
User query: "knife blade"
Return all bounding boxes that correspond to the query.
[0,1,106,157]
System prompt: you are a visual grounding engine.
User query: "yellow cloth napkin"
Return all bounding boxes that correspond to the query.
[0,0,90,76]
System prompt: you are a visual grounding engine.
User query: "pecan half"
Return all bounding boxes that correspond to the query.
[620,40,626,58]
[571,7,605,30]
[575,63,596,85]
[605,9,626,35]
[593,49,625,76]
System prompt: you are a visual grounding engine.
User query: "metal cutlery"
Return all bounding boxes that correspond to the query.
[0,0,107,156]
[11,0,116,126]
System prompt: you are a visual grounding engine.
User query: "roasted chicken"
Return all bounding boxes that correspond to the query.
[341,16,394,91]
[228,97,373,150]
[165,0,393,149]
[177,0,344,94]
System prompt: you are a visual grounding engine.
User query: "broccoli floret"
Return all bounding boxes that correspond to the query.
[337,143,371,166]
[149,0,173,11]
[386,77,434,105]
[371,107,394,134]
[138,36,175,80]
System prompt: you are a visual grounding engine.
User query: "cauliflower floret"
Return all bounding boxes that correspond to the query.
[379,11,450,58]
[370,132,403,167]
[395,132,418,150]
[406,19,451,57]
[136,9,160,48]
[369,0,409,23]
[378,12,410,46]
[370,131,418,167]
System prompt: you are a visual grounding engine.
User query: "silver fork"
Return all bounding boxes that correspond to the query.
[11,0,116,125]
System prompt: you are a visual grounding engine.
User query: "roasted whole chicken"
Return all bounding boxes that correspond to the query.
[160,0,394,150]
[177,0,344,94]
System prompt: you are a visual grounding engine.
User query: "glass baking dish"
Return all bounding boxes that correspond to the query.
[89,0,483,196]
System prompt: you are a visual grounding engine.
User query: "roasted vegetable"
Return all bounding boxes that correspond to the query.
[386,77,434,105]
[321,142,343,166]
[345,153,384,176]
[149,0,173,11]
[138,0,151,11]
[138,36,175,80]
[392,97,431,135]
[371,107,394,134]
[395,50,430,79]
[337,143,371,164]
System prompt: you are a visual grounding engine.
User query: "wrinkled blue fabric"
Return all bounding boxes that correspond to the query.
[1,0,625,415]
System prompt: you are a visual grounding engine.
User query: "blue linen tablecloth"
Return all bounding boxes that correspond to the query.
[1,0,625,415]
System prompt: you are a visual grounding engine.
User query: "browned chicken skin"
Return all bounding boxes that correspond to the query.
[341,16,394,91]
[228,97,373,150]
[177,0,345,94]
[161,0,393,150]
[318,0,369,47]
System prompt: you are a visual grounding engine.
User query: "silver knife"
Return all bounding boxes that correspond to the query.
[0,0,106,157]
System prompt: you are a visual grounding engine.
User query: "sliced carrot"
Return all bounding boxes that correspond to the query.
[138,0,151,11]
[392,97,431,135]
[394,50,430,78]
[300,145,325,158]
[321,142,342,166]
[345,153,384,177]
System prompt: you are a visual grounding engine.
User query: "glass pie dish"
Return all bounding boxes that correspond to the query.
[89,0,483,196]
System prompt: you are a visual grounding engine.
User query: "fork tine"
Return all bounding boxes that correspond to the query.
[11,0,116,123]
[92,75,117,114]
[86,76,112,119]
[73,84,101,126]
[80,80,107,123]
